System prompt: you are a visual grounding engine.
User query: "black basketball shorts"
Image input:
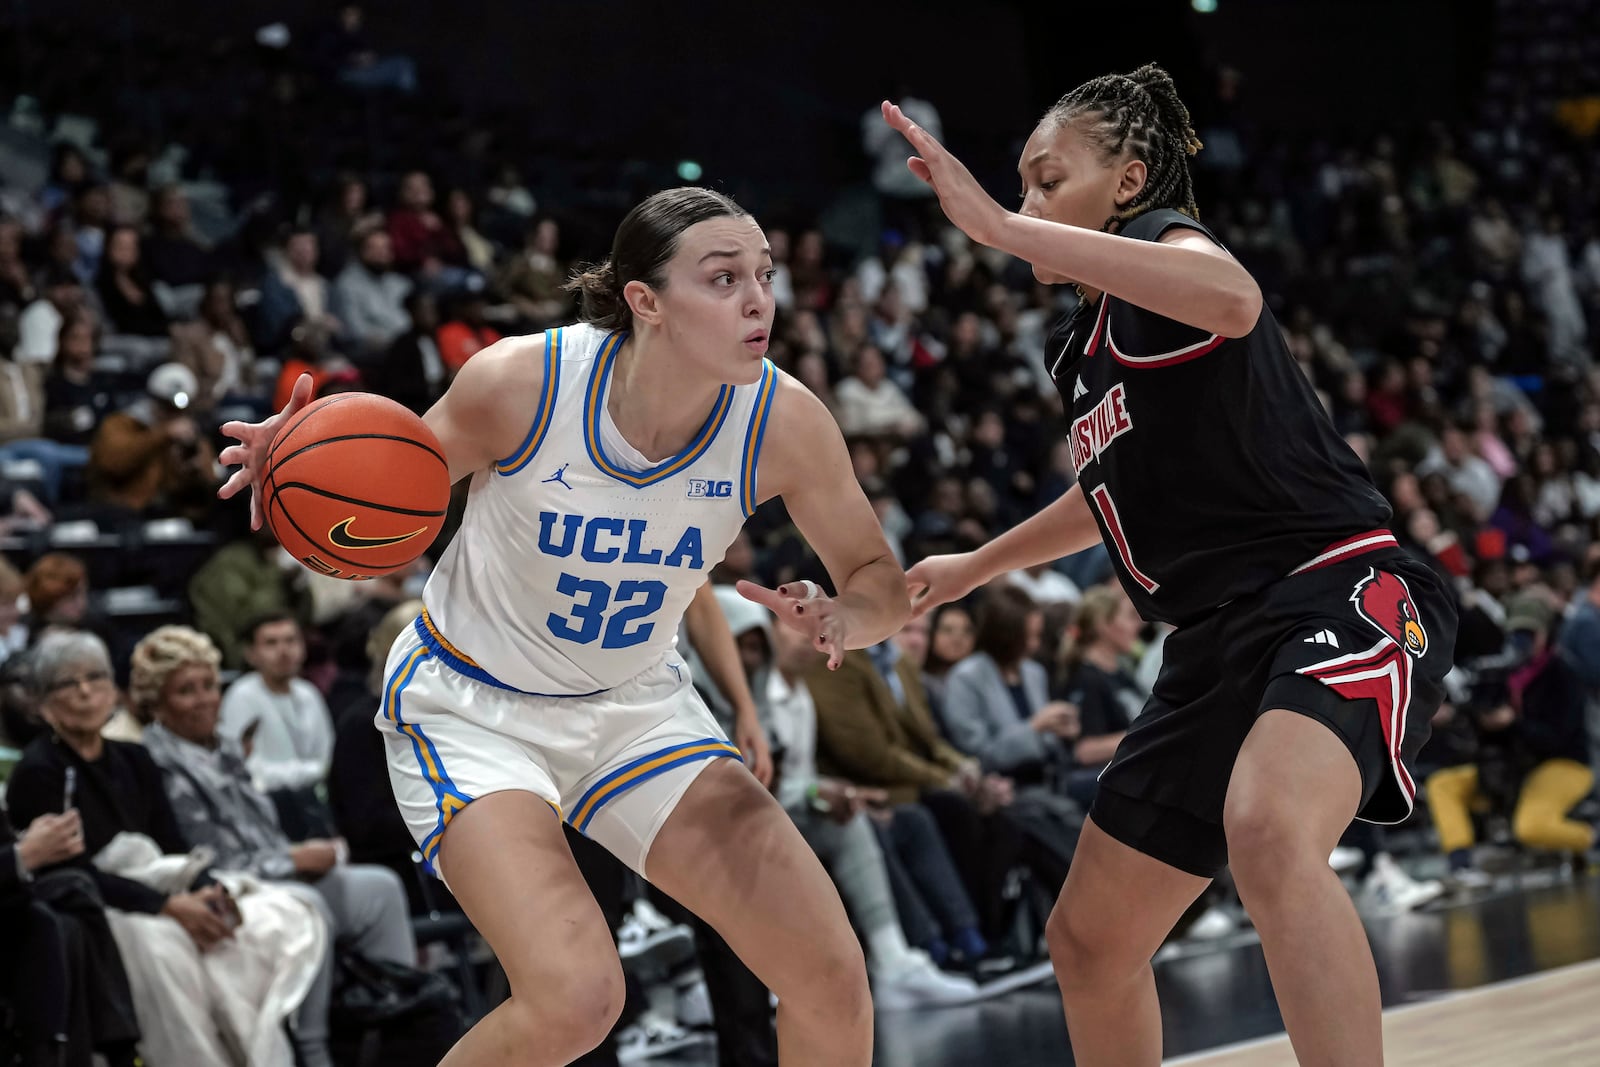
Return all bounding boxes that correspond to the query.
[1090,546,1458,878]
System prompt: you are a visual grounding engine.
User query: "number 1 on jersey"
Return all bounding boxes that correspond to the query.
[1088,485,1160,593]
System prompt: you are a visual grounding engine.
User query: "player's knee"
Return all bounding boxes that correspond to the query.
[508,961,626,1058]
[1046,898,1135,994]
[1222,800,1306,899]
[782,928,870,1026]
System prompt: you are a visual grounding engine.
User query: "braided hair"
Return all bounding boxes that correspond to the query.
[1044,63,1203,231]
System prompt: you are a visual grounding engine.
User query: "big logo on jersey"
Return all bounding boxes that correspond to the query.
[1351,568,1427,658]
[1070,383,1133,475]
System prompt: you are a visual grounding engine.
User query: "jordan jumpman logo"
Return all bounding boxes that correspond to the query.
[543,464,573,490]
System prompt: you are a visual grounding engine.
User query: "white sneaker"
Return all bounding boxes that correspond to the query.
[1329,846,1365,874]
[616,914,696,970]
[873,953,981,1011]
[616,1015,709,1062]
[1360,854,1445,915]
[1185,903,1238,940]
[676,975,713,1028]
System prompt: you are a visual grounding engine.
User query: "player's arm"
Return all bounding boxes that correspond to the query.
[683,581,773,786]
[422,335,549,483]
[744,376,909,665]
[906,484,1101,618]
[990,221,1261,338]
[881,101,1260,337]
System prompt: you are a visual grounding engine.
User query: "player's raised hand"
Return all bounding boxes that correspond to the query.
[217,372,314,530]
[882,100,1007,247]
[736,579,850,670]
[905,551,985,619]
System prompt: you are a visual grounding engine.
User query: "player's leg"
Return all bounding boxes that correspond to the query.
[1223,709,1375,1067]
[635,760,874,1066]
[1045,812,1212,1066]
[435,792,625,1067]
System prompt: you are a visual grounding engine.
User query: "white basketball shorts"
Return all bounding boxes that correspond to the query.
[376,613,743,881]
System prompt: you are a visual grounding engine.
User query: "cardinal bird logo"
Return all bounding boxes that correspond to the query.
[1350,569,1428,658]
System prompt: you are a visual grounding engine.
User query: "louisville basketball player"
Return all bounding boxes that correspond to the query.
[887,66,1458,1065]
[219,187,906,1066]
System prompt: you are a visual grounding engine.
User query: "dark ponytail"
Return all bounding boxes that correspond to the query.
[563,186,750,332]
[563,260,628,331]
[1044,62,1203,228]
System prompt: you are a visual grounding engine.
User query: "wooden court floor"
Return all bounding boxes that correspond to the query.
[1168,959,1600,1066]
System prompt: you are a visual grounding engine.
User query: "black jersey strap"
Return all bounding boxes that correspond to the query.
[1104,209,1238,367]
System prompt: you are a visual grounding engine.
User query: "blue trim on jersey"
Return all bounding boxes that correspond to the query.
[739,359,777,517]
[411,614,607,699]
[571,737,744,833]
[494,328,563,475]
[582,330,735,488]
[382,644,472,874]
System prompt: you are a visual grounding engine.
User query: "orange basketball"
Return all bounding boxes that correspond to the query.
[262,393,451,580]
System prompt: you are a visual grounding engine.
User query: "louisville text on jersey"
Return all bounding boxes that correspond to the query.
[1071,382,1134,475]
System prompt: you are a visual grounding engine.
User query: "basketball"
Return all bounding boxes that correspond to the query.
[261,393,451,580]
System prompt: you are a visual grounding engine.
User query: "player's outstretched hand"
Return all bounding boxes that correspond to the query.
[736,579,850,671]
[905,551,984,619]
[882,100,1007,248]
[218,372,314,530]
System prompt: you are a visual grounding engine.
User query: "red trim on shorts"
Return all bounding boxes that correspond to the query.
[1288,530,1399,577]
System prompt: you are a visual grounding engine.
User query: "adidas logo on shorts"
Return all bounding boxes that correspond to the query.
[1303,629,1339,648]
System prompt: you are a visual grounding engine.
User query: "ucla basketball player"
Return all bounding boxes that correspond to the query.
[219,187,905,1066]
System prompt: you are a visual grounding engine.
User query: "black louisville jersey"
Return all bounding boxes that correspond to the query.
[1049,208,1392,626]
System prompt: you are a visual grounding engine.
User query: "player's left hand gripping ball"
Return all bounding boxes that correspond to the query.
[737,579,849,670]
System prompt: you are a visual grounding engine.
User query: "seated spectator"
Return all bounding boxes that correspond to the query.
[169,278,258,410]
[444,188,496,275]
[142,185,214,290]
[715,587,980,1005]
[2,802,142,1067]
[498,217,572,329]
[258,228,342,351]
[133,625,416,1067]
[368,290,446,414]
[387,170,466,278]
[1054,587,1144,808]
[87,362,217,519]
[94,227,169,338]
[21,553,100,648]
[35,143,91,226]
[1557,554,1600,772]
[43,311,115,447]
[834,343,924,439]
[219,613,336,834]
[0,216,36,310]
[105,140,152,228]
[6,631,321,1067]
[189,525,315,670]
[322,4,419,94]
[921,604,975,711]
[809,615,1074,949]
[1426,596,1595,885]
[68,185,111,285]
[436,290,503,373]
[942,585,1080,784]
[17,267,87,366]
[1417,421,1502,522]
[333,225,412,358]
[313,174,383,279]
[271,320,359,412]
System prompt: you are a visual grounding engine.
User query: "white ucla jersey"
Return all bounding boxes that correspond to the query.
[421,322,778,696]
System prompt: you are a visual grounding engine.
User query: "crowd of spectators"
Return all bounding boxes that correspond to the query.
[1,0,1599,1063]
